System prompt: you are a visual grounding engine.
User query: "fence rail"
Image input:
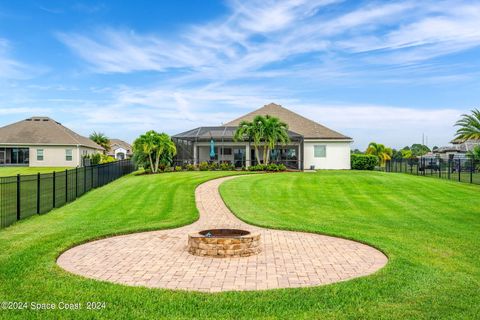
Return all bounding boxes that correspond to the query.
[381,158,480,185]
[0,159,135,229]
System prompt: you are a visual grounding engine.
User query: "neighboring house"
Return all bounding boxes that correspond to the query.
[432,139,480,160]
[173,103,352,170]
[0,116,103,167]
[108,139,132,160]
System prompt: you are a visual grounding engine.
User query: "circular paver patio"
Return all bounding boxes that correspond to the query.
[57,176,388,292]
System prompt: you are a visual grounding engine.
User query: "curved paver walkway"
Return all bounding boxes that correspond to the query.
[57,176,387,292]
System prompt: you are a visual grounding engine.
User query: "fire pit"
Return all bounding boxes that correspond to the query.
[188,229,261,257]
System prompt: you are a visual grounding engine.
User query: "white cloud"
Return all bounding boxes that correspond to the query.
[0,39,32,79]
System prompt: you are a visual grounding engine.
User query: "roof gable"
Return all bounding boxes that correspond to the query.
[225,103,351,140]
[0,117,103,149]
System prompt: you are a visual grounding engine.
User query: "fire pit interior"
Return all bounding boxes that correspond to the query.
[188,228,261,258]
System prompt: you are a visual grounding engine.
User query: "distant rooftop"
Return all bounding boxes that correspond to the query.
[0,116,103,149]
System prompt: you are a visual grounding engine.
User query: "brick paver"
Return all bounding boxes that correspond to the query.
[57,176,387,292]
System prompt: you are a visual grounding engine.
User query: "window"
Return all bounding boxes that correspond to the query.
[66,149,73,161]
[221,148,232,155]
[37,149,44,161]
[314,145,326,158]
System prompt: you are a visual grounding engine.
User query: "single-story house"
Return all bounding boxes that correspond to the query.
[173,103,352,170]
[0,116,103,167]
[108,139,132,160]
[432,139,480,160]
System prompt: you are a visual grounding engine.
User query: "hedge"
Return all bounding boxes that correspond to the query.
[351,154,378,170]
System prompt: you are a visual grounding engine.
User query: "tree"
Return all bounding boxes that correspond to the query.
[89,132,110,154]
[366,142,392,166]
[234,115,290,165]
[263,115,290,164]
[401,149,414,159]
[410,144,430,157]
[455,108,480,142]
[234,115,266,164]
[467,145,480,160]
[133,131,177,173]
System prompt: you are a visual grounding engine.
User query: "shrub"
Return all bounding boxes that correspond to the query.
[277,164,287,171]
[351,154,378,170]
[185,164,196,171]
[248,164,268,171]
[164,166,174,172]
[266,164,279,171]
[199,161,209,171]
[219,162,234,171]
[175,166,183,171]
[209,162,219,171]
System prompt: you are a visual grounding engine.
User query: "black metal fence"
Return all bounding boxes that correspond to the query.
[380,157,480,185]
[0,159,135,229]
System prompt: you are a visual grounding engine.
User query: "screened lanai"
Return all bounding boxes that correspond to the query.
[172,126,304,169]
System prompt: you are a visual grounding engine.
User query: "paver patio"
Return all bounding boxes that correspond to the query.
[57,176,388,292]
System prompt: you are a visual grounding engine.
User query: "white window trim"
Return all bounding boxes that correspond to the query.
[37,149,44,161]
[65,149,73,161]
[314,145,327,158]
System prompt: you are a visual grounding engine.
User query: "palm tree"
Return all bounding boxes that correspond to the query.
[234,116,266,165]
[263,115,290,164]
[366,142,392,166]
[455,108,480,142]
[89,132,110,154]
[133,130,177,173]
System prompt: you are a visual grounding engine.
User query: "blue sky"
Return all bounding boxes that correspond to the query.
[1,0,479,149]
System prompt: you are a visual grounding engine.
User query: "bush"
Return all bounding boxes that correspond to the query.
[248,164,268,171]
[209,162,219,171]
[175,166,183,172]
[164,166,174,172]
[266,164,279,171]
[277,164,287,171]
[219,162,234,171]
[185,164,196,171]
[199,161,209,171]
[351,154,378,170]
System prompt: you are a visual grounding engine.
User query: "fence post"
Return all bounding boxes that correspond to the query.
[471,159,474,184]
[65,169,68,203]
[84,166,87,194]
[16,174,20,221]
[53,171,56,208]
[91,165,94,189]
[37,172,40,214]
[448,159,451,180]
[458,160,461,182]
[438,159,441,179]
[75,167,78,198]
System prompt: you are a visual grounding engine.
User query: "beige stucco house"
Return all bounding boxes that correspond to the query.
[108,139,132,160]
[0,117,103,167]
[173,103,352,170]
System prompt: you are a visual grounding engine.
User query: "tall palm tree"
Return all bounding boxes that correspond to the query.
[89,132,110,154]
[366,142,392,166]
[234,116,266,164]
[455,108,480,142]
[263,115,290,164]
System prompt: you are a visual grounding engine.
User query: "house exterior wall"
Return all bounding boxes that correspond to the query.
[27,145,99,167]
[303,140,351,169]
[113,147,128,159]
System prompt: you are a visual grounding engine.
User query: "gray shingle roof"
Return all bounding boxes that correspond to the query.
[0,116,103,150]
[225,103,351,140]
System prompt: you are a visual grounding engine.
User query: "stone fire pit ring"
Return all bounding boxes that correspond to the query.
[188,229,261,258]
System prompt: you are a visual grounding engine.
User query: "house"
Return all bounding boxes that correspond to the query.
[108,139,132,160]
[432,139,480,160]
[173,103,352,170]
[0,116,103,167]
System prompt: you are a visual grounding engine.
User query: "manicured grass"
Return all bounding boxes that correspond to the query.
[220,171,480,319]
[1,170,478,319]
[0,167,71,177]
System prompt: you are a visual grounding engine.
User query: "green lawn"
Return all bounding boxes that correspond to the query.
[220,171,480,319]
[0,167,71,177]
[0,171,478,319]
